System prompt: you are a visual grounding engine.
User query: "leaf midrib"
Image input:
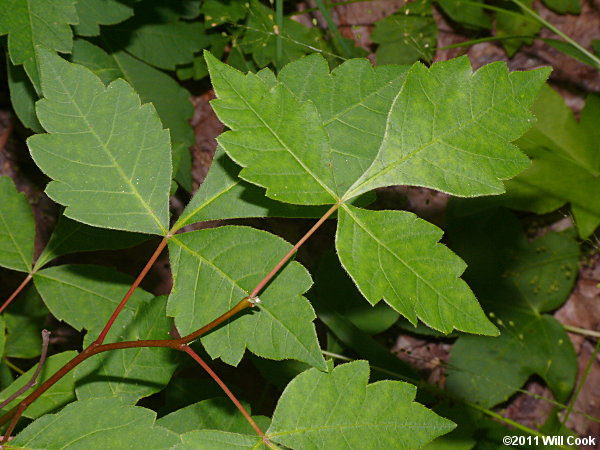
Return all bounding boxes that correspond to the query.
[51,69,167,234]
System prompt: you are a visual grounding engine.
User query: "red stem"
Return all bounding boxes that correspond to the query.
[0,274,32,315]
[182,346,271,445]
[249,202,339,298]
[95,238,168,345]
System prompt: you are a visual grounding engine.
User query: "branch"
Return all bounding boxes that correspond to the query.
[1,330,51,444]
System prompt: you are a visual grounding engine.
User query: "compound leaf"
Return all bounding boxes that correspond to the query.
[0,176,35,273]
[336,205,497,335]
[0,0,78,89]
[446,206,579,407]
[207,53,548,205]
[0,351,77,419]
[168,226,326,370]
[266,361,455,448]
[10,398,180,449]
[28,48,171,235]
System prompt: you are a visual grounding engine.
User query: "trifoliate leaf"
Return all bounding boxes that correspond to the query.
[502,86,600,237]
[7,60,42,132]
[446,206,579,407]
[75,296,177,404]
[157,398,270,435]
[103,1,209,71]
[207,53,549,204]
[0,176,35,273]
[168,226,326,370]
[266,361,455,448]
[0,0,78,89]
[33,215,149,271]
[372,0,437,65]
[11,398,180,449]
[33,264,153,333]
[28,48,171,235]
[173,148,327,230]
[0,351,77,419]
[74,0,134,36]
[336,205,497,335]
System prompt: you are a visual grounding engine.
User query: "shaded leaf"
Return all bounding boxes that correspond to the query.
[7,60,42,132]
[542,0,580,14]
[495,0,540,57]
[0,176,35,273]
[157,398,270,435]
[168,226,326,369]
[446,206,579,407]
[11,398,180,448]
[372,0,437,65]
[4,286,48,359]
[75,296,178,404]
[0,351,77,419]
[74,0,134,36]
[33,264,152,333]
[34,215,149,271]
[173,148,327,230]
[436,0,491,29]
[336,205,497,335]
[0,0,78,88]
[503,86,600,237]
[28,48,171,235]
[267,361,455,448]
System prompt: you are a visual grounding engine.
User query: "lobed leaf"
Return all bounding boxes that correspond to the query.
[0,176,35,273]
[336,205,497,335]
[168,226,326,369]
[10,398,180,449]
[74,0,134,36]
[28,48,171,235]
[266,361,455,449]
[0,0,78,89]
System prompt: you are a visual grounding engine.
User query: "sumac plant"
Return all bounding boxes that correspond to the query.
[0,43,555,448]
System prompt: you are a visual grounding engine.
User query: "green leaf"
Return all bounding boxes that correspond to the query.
[0,0,78,88]
[0,176,35,272]
[207,53,548,204]
[503,86,600,237]
[34,215,149,271]
[240,0,333,70]
[344,58,548,199]
[70,39,194,187]
[175,430,262,449]
[541,0,580,14]
[74,0,134,36]
[436,0,491,29]
[0,351,77,419]
[75,296,178,404]
[157,398,270,435]
[28,48,171,235]
[446,206,579,407]
[0,317,6,358]
[7,59,43,132]
[4,286,48,359]
[202,0,248,26]
[173,148,327,230]
[33,265,153,333]
[495,0,541,57]
[372,0,437,65]
[11,398,181,448]
[336,205,497,335]
[168,226,326,369]
[266,361,455,448]
[103,1,208,71]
